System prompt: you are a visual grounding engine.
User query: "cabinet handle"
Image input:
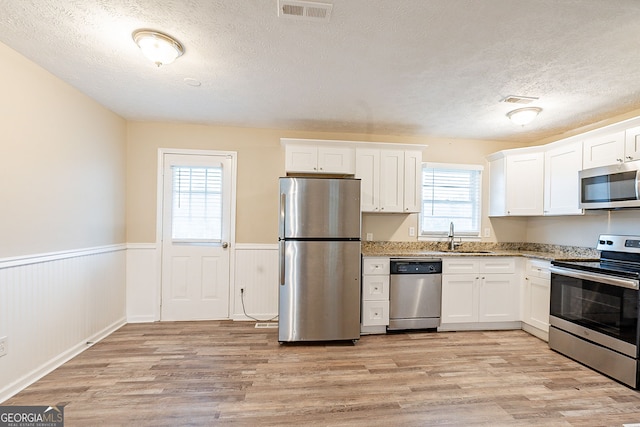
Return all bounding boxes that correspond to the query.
[617,158,623,163]
[627,156,634,161]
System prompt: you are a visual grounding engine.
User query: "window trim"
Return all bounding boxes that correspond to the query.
[418,162,484,241]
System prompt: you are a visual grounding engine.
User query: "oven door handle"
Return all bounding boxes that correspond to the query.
[550,266,640,290]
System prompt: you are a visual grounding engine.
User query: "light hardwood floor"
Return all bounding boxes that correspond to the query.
[5,321,640,426]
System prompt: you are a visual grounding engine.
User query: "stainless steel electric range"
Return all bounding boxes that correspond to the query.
[550,234,640,389]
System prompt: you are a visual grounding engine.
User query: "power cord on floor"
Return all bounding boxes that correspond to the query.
[240,288,278,323]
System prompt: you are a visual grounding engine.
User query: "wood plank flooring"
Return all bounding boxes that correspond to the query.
[5,321,640,426]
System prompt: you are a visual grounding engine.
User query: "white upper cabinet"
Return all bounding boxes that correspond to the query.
[378,149,404,212]
[625,125,640,162]
[489,151,544,216]
[282,139,427,212]
[582,131,625,169]
[284,143,355,174]
[403,150,423,213]
[355,148,380,212]
[544,141,583,215]
[355,147,422,213]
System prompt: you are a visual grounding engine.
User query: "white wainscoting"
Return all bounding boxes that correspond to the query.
[232,244,279,321]
[0,245,127,402]
[126,243,159,323]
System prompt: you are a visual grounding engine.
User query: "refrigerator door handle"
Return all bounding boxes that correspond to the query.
[279,240,285,286]
[279,192,286,239]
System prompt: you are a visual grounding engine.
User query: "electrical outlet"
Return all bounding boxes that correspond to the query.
[409,227,416,237]
[0,336,7,357]
[366,233,373,241]
[484,227,491,238]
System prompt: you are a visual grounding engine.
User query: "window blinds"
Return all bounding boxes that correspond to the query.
[421,165,482,235]
[171,166,223,241]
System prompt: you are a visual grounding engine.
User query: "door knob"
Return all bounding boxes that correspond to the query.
[222,242,229,249]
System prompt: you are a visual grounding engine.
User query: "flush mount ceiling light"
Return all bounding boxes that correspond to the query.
[132,29,184,66]
[506,107,542,126]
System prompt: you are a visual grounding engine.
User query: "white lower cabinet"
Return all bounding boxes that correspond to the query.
[440,257,519,330]
[522,259,551,341]
[361,257,390,334]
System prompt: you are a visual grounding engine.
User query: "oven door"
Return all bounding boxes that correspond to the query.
[549,266,639,357]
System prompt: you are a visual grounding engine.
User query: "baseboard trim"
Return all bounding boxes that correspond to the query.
[0,317,127,403]
[126,315,158,323]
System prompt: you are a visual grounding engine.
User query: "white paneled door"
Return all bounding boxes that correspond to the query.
[161,152,234,320]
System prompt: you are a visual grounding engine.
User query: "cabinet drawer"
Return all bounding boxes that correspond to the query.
[526,259,551,279]
[362,301,390,326]
[362,257,390,275]
[480,258,516,274]
[443,258,480,274]
[362,275,389,301]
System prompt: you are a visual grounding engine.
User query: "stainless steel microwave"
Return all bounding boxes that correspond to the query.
[579,161,640,209]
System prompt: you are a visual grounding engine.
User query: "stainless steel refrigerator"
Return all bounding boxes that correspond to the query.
[278,177,361,343]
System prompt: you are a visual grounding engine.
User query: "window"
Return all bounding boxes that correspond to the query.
[420,163,483,237]
[171,166,223,241]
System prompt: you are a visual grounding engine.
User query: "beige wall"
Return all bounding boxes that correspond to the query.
[126,123,527,244]
[126,123,286,244]
[0,42,126,258]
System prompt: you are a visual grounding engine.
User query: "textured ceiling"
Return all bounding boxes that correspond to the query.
[3,0,640,143]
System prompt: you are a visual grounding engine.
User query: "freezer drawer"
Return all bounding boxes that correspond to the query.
[279,240,361,342]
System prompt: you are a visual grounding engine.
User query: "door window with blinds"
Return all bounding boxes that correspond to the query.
[420,163,483,237]
[171,165,223,242]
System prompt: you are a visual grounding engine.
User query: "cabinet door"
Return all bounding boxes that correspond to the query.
[317,146,355,174]
[505,152,544,215]
[478,274,518,322]
[583,131,625,169]
[488,157,507,216]
[441,274,478,323]
[403,150,422,213]
[523,275,550,332]
[625,126,640,162]
[544,141,583,215]
[355,148,380,212]
[379,150,404,213]
[285,144,318,173]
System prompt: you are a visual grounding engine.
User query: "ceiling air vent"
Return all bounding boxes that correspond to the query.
[501,95,539,105]
[278,0,333,22]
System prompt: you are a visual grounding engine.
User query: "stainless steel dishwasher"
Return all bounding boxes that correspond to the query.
[388,259,442,330]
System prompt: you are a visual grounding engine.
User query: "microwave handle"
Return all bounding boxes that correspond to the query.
[636,169,640,201]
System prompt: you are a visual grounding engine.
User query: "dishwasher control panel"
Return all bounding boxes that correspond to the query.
[390,259,442,274]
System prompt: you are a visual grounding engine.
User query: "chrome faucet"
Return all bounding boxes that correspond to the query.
[448,221,457,250]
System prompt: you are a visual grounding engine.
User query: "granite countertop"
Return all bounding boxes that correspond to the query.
[361,241,599,262]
